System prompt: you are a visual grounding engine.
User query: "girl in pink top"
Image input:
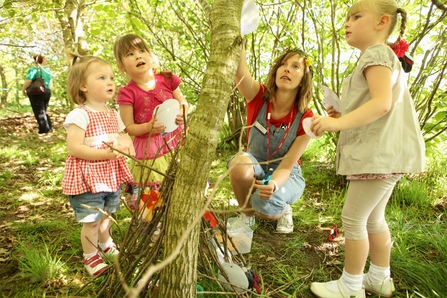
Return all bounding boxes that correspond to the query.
[113,34,188,208]
[62,53,133,276]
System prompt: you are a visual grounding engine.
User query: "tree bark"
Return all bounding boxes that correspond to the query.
[157,0,244,296]
[0,64,7,108]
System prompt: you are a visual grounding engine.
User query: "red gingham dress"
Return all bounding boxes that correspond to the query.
[62,107,133,195]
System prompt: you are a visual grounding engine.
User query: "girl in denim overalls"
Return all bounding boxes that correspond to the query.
[228,46,314,234]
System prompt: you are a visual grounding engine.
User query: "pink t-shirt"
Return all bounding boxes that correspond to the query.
[117,73,184,160]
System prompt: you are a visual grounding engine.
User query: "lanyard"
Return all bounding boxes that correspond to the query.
[266,101,294,163]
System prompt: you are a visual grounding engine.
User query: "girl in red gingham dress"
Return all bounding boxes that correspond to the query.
[62,52,133,277]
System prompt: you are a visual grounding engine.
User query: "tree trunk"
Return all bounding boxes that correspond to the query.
[157,0,244,296]
[53,0,90,54]
[0,64,7,109]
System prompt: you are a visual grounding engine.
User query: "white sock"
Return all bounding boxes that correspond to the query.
[98,240,114,250]
[366,263,391,284]
[83,250,98,259]
[326,268,363,292]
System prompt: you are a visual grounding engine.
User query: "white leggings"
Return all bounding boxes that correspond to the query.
[342,175,402,240]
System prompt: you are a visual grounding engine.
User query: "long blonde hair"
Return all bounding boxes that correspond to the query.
[263,48,313,113]
[65,50,111,105]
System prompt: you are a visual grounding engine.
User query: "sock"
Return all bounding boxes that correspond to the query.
[98,240,114,251]
[83,250,98,260]
[326,268,363,292]
[366,263,391,284]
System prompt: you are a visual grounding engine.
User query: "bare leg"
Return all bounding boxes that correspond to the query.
[98,215,113,245]
[344,238,369,275]
[81,220,100,254]
[228,154,255,216]
[368,229,392,267]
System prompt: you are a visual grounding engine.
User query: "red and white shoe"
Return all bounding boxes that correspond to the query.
[84,252,108,276]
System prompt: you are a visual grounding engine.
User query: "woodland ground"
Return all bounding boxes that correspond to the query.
[0,110,444,297]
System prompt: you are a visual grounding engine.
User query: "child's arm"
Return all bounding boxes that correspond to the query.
[119,104,166,136]
[312,65,392,135]
[66,124,121,160]
[172,87,188,125]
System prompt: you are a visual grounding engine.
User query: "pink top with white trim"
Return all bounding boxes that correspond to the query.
[116,73,184,160]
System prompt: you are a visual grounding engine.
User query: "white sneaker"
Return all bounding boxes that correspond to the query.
[363,275,395,297]
[310,280,365,298]
[276,204,293,233]
[84,252,108,276]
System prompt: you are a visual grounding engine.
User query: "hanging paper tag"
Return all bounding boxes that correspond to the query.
[241,0,260,35]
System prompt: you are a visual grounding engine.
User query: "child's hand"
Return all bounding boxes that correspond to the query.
[146,118,166,134]
[311,115,340,137]
[326,105,341,118]
[104,149,122,160]
[175,112,186,125]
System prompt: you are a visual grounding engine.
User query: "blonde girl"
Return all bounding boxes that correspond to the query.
[62,53,133,276]
[309,0,425,297]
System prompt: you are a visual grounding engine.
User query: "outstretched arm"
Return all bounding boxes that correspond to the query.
[235,44,260,102]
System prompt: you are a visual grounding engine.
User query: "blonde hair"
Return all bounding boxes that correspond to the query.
[347,0,407,40]
[263,48,313,113]
[113,33,172,80]
[65,50,111,105]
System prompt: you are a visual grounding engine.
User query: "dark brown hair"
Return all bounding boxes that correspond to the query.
[33,54,45,64]
[113,34,172,80]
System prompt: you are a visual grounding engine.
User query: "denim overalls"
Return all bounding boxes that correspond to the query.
[232,101,306,216]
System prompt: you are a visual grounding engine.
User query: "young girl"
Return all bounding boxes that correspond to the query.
[113,34,188,208]
[309,0,425,297]
[62,53,133,276]
[228,45,314,233]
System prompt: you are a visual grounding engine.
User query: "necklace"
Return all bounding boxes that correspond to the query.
[266,101,294,163]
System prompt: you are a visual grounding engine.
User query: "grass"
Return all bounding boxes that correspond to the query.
[16,240,68,284]
[0,110,446,297]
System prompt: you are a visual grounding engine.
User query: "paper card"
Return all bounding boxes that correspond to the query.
[241,0,260,35]
[321,85,341,112]
[153,99,180,133]
[302,117,319,138]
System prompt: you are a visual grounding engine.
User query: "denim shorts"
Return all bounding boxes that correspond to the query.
[68,189,121,223]
[227,152,305,216]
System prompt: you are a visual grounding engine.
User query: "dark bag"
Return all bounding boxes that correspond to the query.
[26,69,46,95]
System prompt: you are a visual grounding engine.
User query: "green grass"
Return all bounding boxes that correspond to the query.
[1,113,446,297]
[16,240,68,284]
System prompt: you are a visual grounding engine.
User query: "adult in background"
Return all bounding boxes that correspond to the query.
[22,54,53,134]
